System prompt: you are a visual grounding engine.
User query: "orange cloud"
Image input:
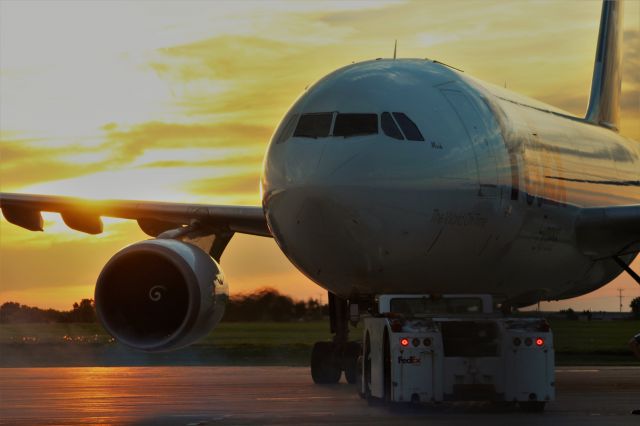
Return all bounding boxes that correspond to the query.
[182,173,262,206]
[0,138,107,189]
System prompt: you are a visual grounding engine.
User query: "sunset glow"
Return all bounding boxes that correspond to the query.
[1,0,638,311]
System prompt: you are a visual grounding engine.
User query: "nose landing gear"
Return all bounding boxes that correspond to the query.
[310,292,361,384]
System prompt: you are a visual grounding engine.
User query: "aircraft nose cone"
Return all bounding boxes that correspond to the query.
[283,140,327,186]
[265,183,374,292]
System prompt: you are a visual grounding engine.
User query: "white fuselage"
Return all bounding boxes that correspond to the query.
[261,59,640,306]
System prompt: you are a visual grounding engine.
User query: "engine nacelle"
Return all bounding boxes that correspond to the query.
[95,239,228,352]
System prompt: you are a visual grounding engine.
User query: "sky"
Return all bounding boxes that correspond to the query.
[0,0,639,311]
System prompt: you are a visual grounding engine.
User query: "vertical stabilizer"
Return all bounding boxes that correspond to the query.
[585,0,624,131]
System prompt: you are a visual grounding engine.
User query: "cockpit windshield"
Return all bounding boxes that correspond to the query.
[275,114,299,144]
[286,111,424,142]
[381,112,403,140]
[293,113,332,138]
[392,112,424,141]
[333,113,378,137]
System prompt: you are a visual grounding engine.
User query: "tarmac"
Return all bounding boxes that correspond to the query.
[0,366,639,425]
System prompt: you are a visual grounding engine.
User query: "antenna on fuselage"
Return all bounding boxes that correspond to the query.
[393,40,397,60]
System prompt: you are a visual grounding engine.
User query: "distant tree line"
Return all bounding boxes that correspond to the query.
[0,288,328,324]
[558,298,640,321]
[632,297,640,319]
[0,299,96,324]
[223,288,328,322]
[3,292,638,324]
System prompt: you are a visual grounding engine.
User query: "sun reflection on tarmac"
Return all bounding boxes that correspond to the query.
[1,366,639,425]
[0,366,350,425]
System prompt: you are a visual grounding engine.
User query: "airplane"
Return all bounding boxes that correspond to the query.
[1,0,638,384]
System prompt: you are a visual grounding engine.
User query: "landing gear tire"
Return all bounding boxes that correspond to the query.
[343,341,361,385]
[311,342,341,384]
[519,401,546,412]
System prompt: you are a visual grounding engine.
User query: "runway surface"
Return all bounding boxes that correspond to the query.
[1,366,639,425]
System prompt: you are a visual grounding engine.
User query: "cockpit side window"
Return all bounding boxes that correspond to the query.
[333,113,378,137]
[293,113,333,138]
[381,112,404,140]
[392,112,424,141]
[275,113,299,144]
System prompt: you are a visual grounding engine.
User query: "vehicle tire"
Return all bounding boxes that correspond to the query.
[362,334,383,405]
[343,341,361,385]
[356,355,365,398]
[311,342,341,384]
[519,401,546,412]
[383,329,391,403]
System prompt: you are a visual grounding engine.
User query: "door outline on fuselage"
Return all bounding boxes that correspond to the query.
[438,85,500,200]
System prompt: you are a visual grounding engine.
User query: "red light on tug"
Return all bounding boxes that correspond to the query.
[535,338,545,347]
[400,338,410,347]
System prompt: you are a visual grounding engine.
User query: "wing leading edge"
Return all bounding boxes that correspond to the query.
[0,192,271,238]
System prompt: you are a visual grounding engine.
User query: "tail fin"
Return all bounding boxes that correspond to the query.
[585,0,624,131]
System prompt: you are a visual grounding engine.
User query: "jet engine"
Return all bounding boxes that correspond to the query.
[95,239,228,352]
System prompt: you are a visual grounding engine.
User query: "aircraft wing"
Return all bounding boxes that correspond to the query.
[576,204,640,259]
[0,192,271,238]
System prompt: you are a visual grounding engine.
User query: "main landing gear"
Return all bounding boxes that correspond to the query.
[311,292,361,384]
